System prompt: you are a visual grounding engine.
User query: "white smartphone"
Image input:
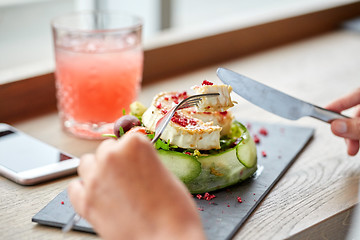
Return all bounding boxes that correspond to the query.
[0,123,79,185]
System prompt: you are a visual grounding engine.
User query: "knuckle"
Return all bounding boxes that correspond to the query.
[97,134,153,166]
[96,139,118,163]
[78,154,92,171]
[98,139,116,152]
[101,147,120,165]
[120,134,154,162]
[122,133,146,152]
[124,132,141,144]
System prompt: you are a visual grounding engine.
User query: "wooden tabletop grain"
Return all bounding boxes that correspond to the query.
[1,29,359,240]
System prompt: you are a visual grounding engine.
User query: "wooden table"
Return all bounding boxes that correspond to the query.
[1,29,360,240]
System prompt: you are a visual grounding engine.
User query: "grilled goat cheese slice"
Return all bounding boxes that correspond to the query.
[142,92,222,150]
[192,84,234,112]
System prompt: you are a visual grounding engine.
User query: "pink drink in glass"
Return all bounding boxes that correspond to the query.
[52,12,143,139]
[55,44,143,139]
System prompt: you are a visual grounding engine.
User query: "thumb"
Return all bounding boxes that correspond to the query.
[331,118,360,140]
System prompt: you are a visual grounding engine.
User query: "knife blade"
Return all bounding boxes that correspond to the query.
[217,67,348,123]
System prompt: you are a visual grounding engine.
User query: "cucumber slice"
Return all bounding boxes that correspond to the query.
[157,150,201,183]
[186,140,257,193]
[236,134,257,168]
[229,121,257,168]
[156,121,257,193]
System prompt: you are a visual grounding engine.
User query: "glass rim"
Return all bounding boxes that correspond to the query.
[51,10,143,33]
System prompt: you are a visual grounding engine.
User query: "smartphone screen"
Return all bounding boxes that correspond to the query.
[0,129,72,172]
[0,124,79,185]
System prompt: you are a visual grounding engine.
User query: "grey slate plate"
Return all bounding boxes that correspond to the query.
[32,121,314,239]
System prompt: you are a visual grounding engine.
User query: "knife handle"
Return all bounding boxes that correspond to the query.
[310,106,350,123]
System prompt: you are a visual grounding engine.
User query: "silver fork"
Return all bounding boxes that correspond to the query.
[62,92,219,233]
[151,93,220,143]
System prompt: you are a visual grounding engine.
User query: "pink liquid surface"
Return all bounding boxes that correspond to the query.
[55,44,143,138]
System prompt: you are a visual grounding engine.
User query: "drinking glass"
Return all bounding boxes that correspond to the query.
[52,11,143,139]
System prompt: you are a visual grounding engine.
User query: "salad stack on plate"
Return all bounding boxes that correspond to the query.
[111,80,257,194]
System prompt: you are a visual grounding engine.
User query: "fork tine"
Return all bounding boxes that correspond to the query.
[178,102,198,109]
[178,102,197,110]
[182,97,202,103]
[178,98,202,109]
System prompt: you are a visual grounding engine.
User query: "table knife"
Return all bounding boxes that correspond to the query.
[217,68,348,122]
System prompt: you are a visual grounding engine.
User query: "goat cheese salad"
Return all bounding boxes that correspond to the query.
[109,81,257,194]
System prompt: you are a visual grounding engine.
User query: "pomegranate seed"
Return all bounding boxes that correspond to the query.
[261,151,267,157]
[253,135,260,144]
[202,80,214,86]
[203,193,216,201]
[259,127,268,136]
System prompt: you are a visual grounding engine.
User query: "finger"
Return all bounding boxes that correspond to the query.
[119,132,152,147]
[67,179,87,218]
[77,154,96,181]
[331,118,360,140]
[345,138,360,156]
[108,132,153,162]
[119,133,159,161]
[355,106,360,118]
[326,88,360,112]
[95,139,118,163]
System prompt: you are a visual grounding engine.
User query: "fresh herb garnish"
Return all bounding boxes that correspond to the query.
[118,126,125,137]
[155,139,170,150]
[147,133,179,150]
[122,109,126,115]
[102,134,118,139]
